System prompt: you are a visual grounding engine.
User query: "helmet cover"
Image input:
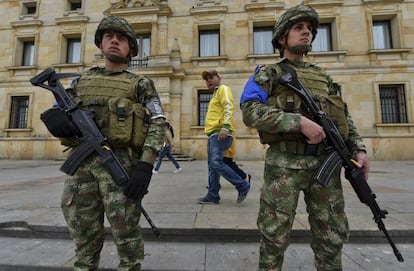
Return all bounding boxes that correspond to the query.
[272,5,319,49]
[95,16,138,57]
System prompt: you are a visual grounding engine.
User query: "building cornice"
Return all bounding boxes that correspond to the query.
[10,20,43,28]
[302,0,343,7]
[105,5,171,17]
[244,1,284,11]
[55,16,90,25]
[190,6,228,15]
[362,0,404,4]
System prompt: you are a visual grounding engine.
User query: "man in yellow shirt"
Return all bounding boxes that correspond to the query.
[198,70,251,204]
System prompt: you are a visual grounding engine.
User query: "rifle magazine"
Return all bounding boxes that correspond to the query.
[60,143,95,175]
[315,151,343,186]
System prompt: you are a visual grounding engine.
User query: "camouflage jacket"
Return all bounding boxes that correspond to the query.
[240,59,366,169]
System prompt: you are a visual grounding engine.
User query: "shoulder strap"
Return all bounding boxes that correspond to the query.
[276,62,303,112]
[277,62,300,88]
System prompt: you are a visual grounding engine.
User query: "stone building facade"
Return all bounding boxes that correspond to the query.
[0,0,413,160]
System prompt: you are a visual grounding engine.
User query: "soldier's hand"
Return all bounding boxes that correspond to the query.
[123,161,153,201]
[300,116,325,144]
[355,151,370,180]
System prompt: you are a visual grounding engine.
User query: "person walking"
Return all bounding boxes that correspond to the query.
[198,70,251,204]
[240,5,369,271]
[153,122,182,174]
[205,133,251,190]
[51,16,165,270]
[223,132,251,183]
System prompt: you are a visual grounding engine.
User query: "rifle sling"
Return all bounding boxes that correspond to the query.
[277,62,300,89]
[277,62,323,155]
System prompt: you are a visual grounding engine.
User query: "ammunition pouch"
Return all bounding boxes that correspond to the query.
[87,97,149,149]
[107,97,135,147]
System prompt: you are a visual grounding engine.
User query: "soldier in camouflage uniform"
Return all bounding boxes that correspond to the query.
[61,16,165,270]
[240,5,370,271]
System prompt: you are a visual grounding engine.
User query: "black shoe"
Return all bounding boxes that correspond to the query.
[198,196,219,204]
[237,183,251,203]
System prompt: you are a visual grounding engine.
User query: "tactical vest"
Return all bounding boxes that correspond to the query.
[74,67,149,149]
[259,63,349,145]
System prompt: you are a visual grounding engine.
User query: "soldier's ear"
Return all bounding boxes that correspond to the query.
[278,36,286,46]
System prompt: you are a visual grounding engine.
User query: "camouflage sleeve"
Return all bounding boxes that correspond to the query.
[241,65,302,134]
[136,77,166,164]
[346,112,366,153]
[141,117,165,164]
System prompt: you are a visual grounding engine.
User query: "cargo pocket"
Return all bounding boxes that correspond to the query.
[61,180,75,210]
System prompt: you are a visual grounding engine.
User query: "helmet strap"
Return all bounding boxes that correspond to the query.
[105,53,129,64]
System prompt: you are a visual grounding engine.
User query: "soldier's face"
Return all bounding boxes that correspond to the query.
[279,20,313,57]
[280,20,313,47]
[100,31,131,58]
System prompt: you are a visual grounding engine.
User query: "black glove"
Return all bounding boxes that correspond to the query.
[123,161,153,201]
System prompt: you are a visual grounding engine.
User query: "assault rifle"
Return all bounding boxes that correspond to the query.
[30,68,160,237]
[277,67,404,262]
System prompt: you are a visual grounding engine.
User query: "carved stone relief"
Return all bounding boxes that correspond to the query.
[117,0,160,8]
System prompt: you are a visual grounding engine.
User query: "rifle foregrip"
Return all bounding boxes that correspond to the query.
[315,151,343,186]
[345,168,375,206]
[60,142,95,175]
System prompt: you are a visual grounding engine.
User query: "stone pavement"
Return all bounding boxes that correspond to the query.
[0,159,413,270]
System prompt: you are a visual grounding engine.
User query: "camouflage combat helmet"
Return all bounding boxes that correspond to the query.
[272,5,319,49]
[94,16,138,57]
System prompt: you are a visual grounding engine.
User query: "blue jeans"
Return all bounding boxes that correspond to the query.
[154,146,180,170]
[223,157,247,179]
[206,134,250,201]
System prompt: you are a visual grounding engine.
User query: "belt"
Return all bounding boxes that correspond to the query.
[278,141,326,156]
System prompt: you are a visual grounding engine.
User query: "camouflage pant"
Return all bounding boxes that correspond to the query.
[61,151,144,271]
[258,164,349,271]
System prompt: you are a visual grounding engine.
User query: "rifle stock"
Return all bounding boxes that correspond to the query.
[278,70,404,262]
[31,68,160,237]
